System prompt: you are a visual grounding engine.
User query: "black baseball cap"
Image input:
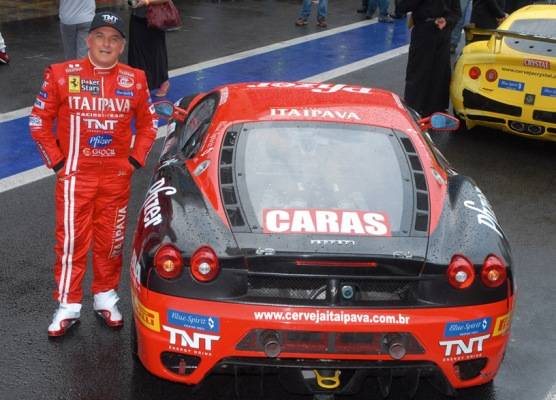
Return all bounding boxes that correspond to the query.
[89,11,126,38]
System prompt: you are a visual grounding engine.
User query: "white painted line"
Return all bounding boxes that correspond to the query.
[302,45,409,83]
[0,44,407,194]
[0,19,378,124]
[168,20,378,78]
[544,382,556,400]
[0,21,408,193]
[0,106,32,123]
[0,165,53,192]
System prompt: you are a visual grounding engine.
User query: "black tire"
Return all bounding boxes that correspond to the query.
[130,315,139,361]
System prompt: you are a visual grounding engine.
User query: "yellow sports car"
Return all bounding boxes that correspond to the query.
[450,4,556,141]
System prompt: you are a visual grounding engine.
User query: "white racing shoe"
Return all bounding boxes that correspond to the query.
[93,289,123,329]
[48,303,81,337]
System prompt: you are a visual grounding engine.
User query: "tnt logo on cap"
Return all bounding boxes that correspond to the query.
[89,11,126,38]
[102,14,119,24]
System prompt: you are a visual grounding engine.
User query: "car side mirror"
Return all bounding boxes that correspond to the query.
[418,112,460,132]
[153,100,188,123]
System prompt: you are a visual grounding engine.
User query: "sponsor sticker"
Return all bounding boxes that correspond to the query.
[68,75,81,93]
[168,310,220,333]
[142,178,177,228]
[65,63,83,73]
[163,325,220,355]
[541,87,556,97]
[444,317,492,337]
[463,186,503,237]
[523,59,550,69]
[88,134,113,148]
[270,108,361,120]
[263,208,391,236]
[133,296,161,332]
[82,148,116,157]
[34,98,45,110]
[493,312,511,336]
[116,89,134,97]
[38,90,48,99]
[498,79,524,91]
[439,334,490,360]
[117,74,134,88]
[81,79,100,94]
[29,115,42,127]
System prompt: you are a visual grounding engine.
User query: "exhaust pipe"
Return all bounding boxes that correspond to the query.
[383,334,407,360]
[260,330,281,358]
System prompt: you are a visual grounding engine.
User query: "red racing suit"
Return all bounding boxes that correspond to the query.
[29,57,157,304]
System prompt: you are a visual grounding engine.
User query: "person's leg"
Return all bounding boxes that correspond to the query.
[357,0,367,13]
[91,164,132,328]
[299,0,312,20]
[0,31,8,63]
[59,22,77,60]
[450,0,468,52]
[75,22,91,59]
[378,0,394,21]
[404,24,438,115]
[317,0,328,26]
[366,0,378,18]
[48,170,96,336]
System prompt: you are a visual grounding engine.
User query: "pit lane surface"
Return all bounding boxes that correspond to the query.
[1,1,556,399]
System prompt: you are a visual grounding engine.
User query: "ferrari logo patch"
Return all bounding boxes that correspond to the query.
[68,75,81,93]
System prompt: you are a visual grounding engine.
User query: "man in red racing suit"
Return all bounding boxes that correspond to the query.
[29,11,157,336]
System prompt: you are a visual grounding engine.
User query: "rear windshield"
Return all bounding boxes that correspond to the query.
[504,19,556,55]
[237,122,413,236]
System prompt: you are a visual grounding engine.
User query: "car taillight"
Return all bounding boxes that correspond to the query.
[469,66,481,80]
[154,245,183,279]
[190,246,220,282]
[481,255,507,288]
[485,69,498,82]
[447,255,475,289]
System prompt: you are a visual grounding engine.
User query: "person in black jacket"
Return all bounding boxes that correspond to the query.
[470,0,508,41]
[398,0,461,116]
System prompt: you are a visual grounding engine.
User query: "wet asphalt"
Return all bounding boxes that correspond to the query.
[1,1,556,400]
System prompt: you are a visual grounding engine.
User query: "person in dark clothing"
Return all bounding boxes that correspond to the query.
[398,0,461,116]
[470,0,508,41]
[128,0,171,97]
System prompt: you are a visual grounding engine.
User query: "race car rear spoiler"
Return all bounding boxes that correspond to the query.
[464,25,556,50]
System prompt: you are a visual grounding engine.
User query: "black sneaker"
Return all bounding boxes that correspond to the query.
[295,18,308,27]
[317,18,327,28]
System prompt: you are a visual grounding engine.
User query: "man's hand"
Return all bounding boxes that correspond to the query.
[496,13,509,24]
[435,17,447,30]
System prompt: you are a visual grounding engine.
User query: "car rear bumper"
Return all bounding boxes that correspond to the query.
[453,88,556,140]
[132,286,514,392]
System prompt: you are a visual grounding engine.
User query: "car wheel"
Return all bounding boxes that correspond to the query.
[131,315,139,361]
[451,107,468,133]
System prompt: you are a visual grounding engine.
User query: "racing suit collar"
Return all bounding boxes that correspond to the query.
[86,54,118,75]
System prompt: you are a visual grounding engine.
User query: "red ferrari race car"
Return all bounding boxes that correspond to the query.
[130,82,515,399]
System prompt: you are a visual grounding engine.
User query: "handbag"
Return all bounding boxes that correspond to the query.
[146,0,182,31]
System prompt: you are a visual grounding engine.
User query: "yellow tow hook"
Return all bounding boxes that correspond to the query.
[313,369,341,389]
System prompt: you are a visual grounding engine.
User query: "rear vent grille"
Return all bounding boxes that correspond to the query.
[246,275,417,305]
[220,129,247,228]
[533,109,556,124]
[399,137,429,233]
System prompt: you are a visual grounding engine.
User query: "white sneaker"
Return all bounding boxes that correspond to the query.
[48,303,81,337]
[93,289,123,329]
